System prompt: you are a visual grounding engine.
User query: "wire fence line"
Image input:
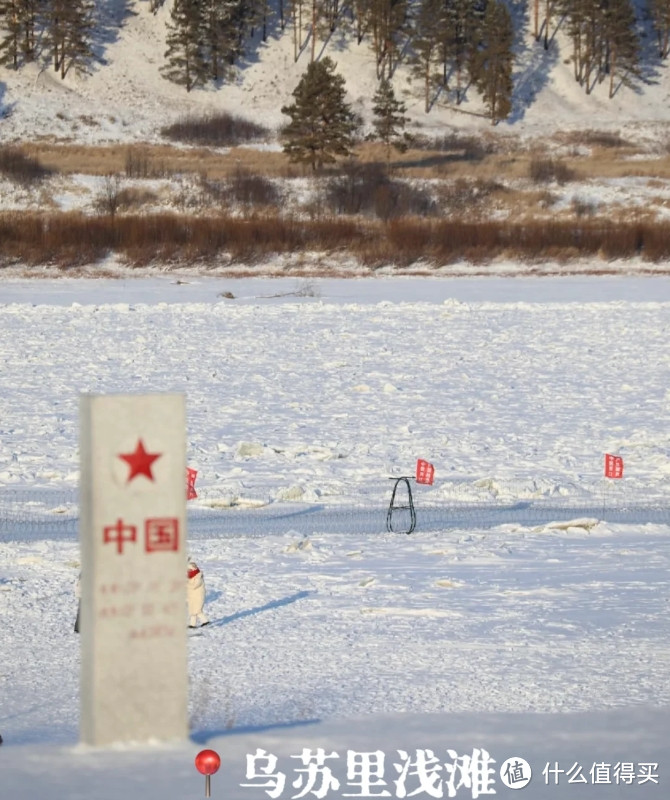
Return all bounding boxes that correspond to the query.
[0,486,668,543]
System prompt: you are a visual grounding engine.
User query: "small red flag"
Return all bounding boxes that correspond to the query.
[604,454,624,479]
[416,459,435,485]
[186,467,198,500]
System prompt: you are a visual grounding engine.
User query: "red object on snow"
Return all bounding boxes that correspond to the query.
[188,566,201,580]
[186,467,198,500]
[604,454,624,479]
[195,749,221,798]
[195,749,221,775]
[416,459,435,485]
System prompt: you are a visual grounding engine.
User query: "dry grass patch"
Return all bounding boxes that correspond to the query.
[0,146,53,184]
[529,158,577,184]
[0,211,666,269]
[562,129,635,149]
[117,186,160,211]
[21,143,292,179]
[21,138,670,184]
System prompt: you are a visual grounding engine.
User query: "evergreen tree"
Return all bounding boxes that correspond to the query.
[351,0,370,45]
[540,0,556,50]
[446,0,487,104]
[281,56,358,171]
[560,0,639,96]
[19,0,40,61]
[472,0,513,123]
[0,0,22,68]
[602,0,640,98]
[46,0,94,79]
[557,0,589,86]
[201,0,242,81]
[161,0,208,91]
[531,0,555,47]
[410,0,442,112]
[371,78,409,160]
[366,0,407,79]
[532,0,539,40]
[0,0,42,69]
[288,0,306,61]
[650,0,670,58]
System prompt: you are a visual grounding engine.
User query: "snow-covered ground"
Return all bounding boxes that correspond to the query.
[0,276,669,798]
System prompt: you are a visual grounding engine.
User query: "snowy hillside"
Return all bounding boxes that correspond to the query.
[5,3,670,272]
[2,0,670,146]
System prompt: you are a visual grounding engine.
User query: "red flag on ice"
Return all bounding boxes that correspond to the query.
[186,467,198,500]
[604,454,624,479]
[416,459,435,485]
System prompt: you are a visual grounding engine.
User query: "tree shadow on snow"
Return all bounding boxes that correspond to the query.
[0,82,16,123]
[206,589,313,628]
[507,0,559,124]
[88,0,136,73]
[224,0,287,75]
[614,12,665,100]
[190,717,321,744]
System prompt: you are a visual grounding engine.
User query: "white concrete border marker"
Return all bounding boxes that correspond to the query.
[79,394,188,746]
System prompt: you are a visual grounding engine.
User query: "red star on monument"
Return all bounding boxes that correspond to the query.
[118,439,161,483]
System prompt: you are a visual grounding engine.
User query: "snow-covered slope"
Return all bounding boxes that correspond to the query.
[3,0,670,146]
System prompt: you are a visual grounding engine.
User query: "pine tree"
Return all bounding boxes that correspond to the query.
[562,0,607,92]
[371,78,409,160]
[0,0,22,68]
[248,0,271,43]
[532,0,539,40]
[351,0,370,45]
[0,0,42,69]
[531,0,555,47]
[19,0,40,61]
[65,0,94,76]
[446,0,487,105]
[201,0,242,81]
[366,0,407,79]
[473,0,513,123]
[540,0,555,50]
[224,0,251,67]
[650,0,670,58]
[410,0,442,112]
[602,0,640,98]
[281,56,358,171]
[560,0,639,96]
[161,0,208,91]
[46,0,94,79]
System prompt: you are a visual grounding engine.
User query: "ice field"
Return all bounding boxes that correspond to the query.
[0,275,668,798]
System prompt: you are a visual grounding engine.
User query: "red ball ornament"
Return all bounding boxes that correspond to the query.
[195,750,221,797]
[195,749,221,775]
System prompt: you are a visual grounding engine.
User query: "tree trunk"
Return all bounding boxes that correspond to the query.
[311,0,316,62]
[544,0,551,50]
[293,8,298,60]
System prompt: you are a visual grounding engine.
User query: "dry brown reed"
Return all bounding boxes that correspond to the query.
[0,212,665,269]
